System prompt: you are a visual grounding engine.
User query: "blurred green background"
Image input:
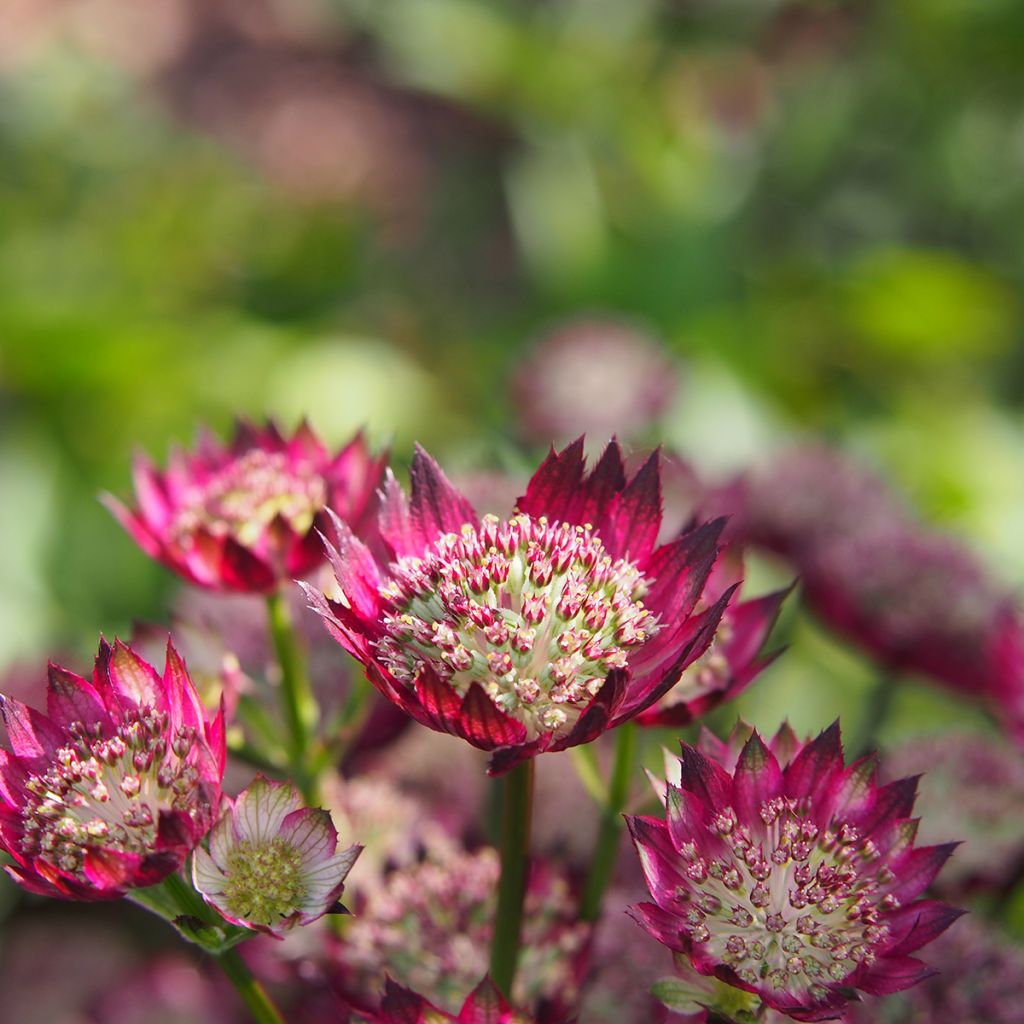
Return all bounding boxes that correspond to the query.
[2,0,1024,747]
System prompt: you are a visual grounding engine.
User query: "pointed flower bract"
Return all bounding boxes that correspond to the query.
[628,723,962,1022]
[0,638,225,900]
[192,775,361,937]
[304,438,733,773]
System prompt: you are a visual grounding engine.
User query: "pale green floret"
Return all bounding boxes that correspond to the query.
[222,837,308,927]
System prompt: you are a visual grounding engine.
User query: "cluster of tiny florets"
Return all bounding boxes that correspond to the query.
[170,450,326,547]
[341,848,587,1012]
[221,837,308,927]
[670,793,896,1000]
[19,707,202,878]
[375,513,657,738]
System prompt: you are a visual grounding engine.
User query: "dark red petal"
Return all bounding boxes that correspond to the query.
[486,738,547,776]
[457,685,528,749]
[378,469,419,560]
[858,775,920,835]
[163,639,204,736]
[0,696,63,764]
[883,901,964,956]
[0,749,30,805]
[675,743,733,809]
[552,669,628,751]
[380,976,432,1022]
[625,901,686,953]
[515,437,587,520]
[321,510,385,623]
[640,518,726,623]
[108,639,164,711]
[598,448,662,563]
[856,955,936,996]
[460,977,514,1023]
[218,536,278,592]
[732,731,783,828]
[82,847,142,892]
[720,586,791,668]
[574,438,627,526]
[884,843,959,903]
[409,444,476,546]
[285,517,332,579]
[46,663,108,731]
[783,721,844,807]
[627,814,690,909]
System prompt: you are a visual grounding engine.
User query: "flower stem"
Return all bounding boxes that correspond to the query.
[489,758,535,999]
[266,589,318,802]
[216,947,287,1024]
[581,721,636,922]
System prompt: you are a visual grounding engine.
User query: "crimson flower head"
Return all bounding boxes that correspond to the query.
[303,438,732,773]
[104,420,387,593]
[366,977,537,1024]
[628,723,962,1022]
[0,639,225,900]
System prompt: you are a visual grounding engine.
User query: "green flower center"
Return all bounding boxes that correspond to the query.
[222,837,307,926]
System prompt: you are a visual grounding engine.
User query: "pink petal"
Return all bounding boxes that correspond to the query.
[45,663,108,731]
[409,444,477,546]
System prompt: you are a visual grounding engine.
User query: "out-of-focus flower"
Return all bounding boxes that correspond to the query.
[334,847,588,1017]
[304,439,732,773]
[0,638,225,899]
[846,916,1024,1024]
[884,730,1024,894]
[512,317,679,446]
[637,553,789,728]
[193,775,360,937]
[87,953,244,1024]
[360,976,537,1024]
[714,445,1024,738]
[104,420,386,593]
[629,724,962,1022]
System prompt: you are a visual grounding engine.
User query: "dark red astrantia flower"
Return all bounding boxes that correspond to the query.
[628,723,962,1022]
[0,639,226,900]
[104,420,387,593]
[302,439,732,773]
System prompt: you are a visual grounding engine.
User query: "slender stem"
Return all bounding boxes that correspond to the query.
[581,722,636,922]
[266,589,318,802]
[217,947,287,1024]
[162,869,212,921]
[854,670,898,758]
[489,759,535,999]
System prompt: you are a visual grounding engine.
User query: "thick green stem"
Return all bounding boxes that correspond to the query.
[217,947,288,1024]
[266,589,318,802]
[581,722,636,922]
[489,759,535,999]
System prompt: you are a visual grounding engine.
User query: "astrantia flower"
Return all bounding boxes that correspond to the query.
[104,420,387,593]
[192,775,361,937]
[637,554,789,729]
[365,977,536,1024]
[628,723,962,1022]
[512,317,679,445]
[303,439,732,773]
[0,639,225,900]
[335,847,588,1017]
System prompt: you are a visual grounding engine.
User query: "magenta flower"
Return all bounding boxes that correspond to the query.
[0,639,225,900]
[637,554,789,728]
[104,420,387,593]
[368,976,537,1024]
[512,316,679,445]
[628,723,962,1022]
[303,439,732,773]
[192,775,361,937]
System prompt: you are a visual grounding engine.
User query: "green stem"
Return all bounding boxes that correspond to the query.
[489,759,535,999]
[266,589,318,802]
[581,722,636,922]
[854,670,898,758]
[217,947,287,1024]
[161,869,212,921]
